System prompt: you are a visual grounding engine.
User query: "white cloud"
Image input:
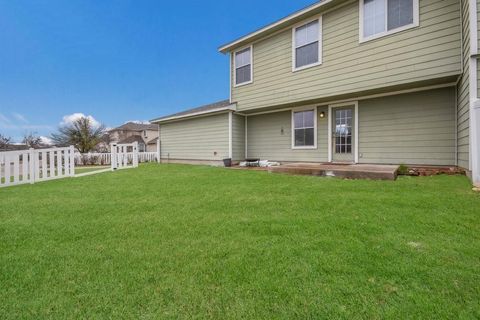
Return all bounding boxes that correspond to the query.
[125,120,150,125]
[39,136,53,145]
[61,113,101,128]
[12,113,28,123]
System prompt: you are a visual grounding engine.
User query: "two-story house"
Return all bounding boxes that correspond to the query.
[151,0,480,185]
[108,122,159,152]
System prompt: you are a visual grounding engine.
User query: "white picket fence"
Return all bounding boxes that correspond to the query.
[74,151,158,166]
[111,142,138,170]
[0,146,75,188]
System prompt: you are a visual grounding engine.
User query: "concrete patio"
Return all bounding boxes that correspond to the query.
[268,163,399,180]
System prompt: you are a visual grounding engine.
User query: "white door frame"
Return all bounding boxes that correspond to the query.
[328,101,359,163]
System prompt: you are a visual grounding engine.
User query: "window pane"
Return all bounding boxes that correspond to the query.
[295,129,305,146]
[236,65,251,84]
[304,128,314,146]
[388,0,413,30]
[235,48,251,68]
[295,42,319,68]
[294,112,303,129]
[295,20,319,47]
[364,0,386,37]
[303,110,314,127]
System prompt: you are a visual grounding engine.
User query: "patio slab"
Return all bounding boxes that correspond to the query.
[268,163,399,180]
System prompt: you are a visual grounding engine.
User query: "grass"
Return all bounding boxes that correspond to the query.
[75,166,110,175]
[1,164,479,319]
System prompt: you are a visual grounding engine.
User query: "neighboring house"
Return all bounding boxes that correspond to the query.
[108,122,159,152]
[151,0,480,185]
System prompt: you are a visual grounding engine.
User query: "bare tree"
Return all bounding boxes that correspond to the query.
[0,134,12,151]
[51,117,105,153]
[22,132,43,148]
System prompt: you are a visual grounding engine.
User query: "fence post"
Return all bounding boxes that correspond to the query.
[29,148,35,184]
[69,146,75,177]
[133,142,139,168]
[156,138,161,163]
[111,143,117,170]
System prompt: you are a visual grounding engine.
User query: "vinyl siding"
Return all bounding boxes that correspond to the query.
[232,114,246,161]
[159,113,229,161]
[458,0,470,170]
[477,0,480,52]
[246,107,329,162]
[358,88,456,165]
[231,0,461,112]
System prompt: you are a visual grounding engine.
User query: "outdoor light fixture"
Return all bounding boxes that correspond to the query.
[319,111,326,118]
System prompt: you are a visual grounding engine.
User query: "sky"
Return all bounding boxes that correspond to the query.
[0,0,316,142]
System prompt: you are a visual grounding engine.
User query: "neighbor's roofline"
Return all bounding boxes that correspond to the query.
[150,103,237,123]
[218,0,332,53]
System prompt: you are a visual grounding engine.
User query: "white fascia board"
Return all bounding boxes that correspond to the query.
[151,104,237,123]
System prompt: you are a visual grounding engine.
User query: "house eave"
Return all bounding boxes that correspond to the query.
[151,104,237,124]
[218,0,337,54]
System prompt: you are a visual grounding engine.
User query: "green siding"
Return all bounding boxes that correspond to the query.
[358,88,456,165]
[232,0,461,112]
[246,107,329,162]
[246,88,455,165]
[159,113,229,161]
[232,114,246,161]
[458,0,470,170]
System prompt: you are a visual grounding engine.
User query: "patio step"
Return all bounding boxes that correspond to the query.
[268,163,399,180]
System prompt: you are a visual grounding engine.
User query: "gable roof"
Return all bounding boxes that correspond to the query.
[151,100,236,123]
[112,122,158,132]
[219,0,340,53]
[118,135,145,145]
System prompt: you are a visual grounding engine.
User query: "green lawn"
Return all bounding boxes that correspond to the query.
[1,164,479,319]
[75,166,110,175]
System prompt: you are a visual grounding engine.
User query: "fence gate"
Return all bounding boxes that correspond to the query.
[110,142,139,170]
[0,146,75,188]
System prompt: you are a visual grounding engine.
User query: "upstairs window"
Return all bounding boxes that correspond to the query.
[292,108,317,149]
[361,0,418,41]
[234,46,252,86]
[293,18,322,71]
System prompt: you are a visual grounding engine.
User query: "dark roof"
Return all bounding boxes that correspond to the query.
[112,122,158,132]
[1,144,28,151]
[118,135,145,145]
[151,99,232,122]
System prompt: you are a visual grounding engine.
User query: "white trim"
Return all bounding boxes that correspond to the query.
[291,106,318,150]
[233,45,253,87]
[328,107,332,162]
[229,52,233,103]
[292,16,323,72]
[151,104,236,123]
[328,101,359,163]
[245,116,248,158]
[228,111,233,159]
[244,83,456,117]
[218,0,334,53]
[359,0,420,43]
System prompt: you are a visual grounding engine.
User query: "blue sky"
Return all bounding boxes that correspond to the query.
[0,0,315,142]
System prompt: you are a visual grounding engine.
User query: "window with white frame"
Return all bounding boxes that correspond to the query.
[361,0,418,40]
[293,19,321,70]
[292,109,316,148]
[234,47,252,86]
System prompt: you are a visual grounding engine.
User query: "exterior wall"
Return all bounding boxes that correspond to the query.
[246,88,455,165]
[146,143,157,152]
[458,0,470,170]
[358,88,456,165]
[246,107,329,162]
[232,114,246,161]
[143,129,159,142]
[231,0,461,112]
[159,113,229,161]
